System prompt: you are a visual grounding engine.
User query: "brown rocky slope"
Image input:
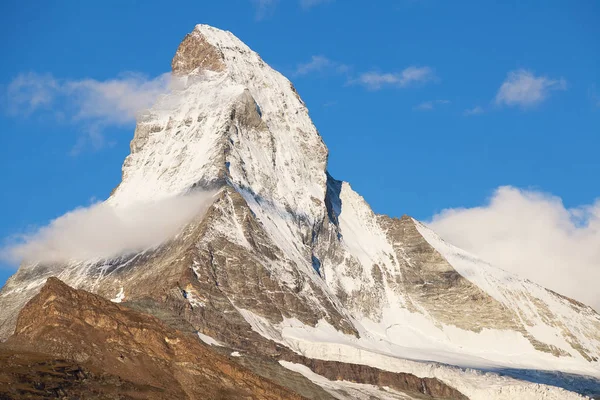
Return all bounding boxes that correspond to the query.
[0,277,304,400]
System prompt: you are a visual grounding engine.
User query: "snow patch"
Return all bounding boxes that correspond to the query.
[197,332,223,347]
[111,287,124,303]
[186,291,206,309]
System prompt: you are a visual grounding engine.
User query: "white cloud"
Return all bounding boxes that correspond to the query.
[5,72,172,152]
[2,191,216,264]
[295,56,332,75]
[353,66,436,90]
[64,73,172,125]
[294,55,349,77]
[414,99,450,111]
[300,0,333,9]
[428,186,600,312]
[495,69,566,108]
[6,73,59,112]
[464,105,484,116]
[252,0,279,20]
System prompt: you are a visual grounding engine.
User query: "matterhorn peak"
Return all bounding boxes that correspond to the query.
[110,25,329,220]
[1,24,599,400]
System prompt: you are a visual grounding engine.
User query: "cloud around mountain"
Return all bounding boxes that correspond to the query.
[4,72,173,153]
[2,191,215,264]
[429,186,600,311]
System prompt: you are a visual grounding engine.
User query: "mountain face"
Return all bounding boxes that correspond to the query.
[0,277,305,400]
[1,25,599,399]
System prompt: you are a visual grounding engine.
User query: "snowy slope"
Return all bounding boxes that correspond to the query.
[415,221,600,366]
[111,24,329,226]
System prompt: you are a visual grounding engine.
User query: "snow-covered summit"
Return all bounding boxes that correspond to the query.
[110,24,328,231]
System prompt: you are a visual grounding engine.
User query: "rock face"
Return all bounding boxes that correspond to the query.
[171,30,226,75]
[280,353,469,400]
[1,24,599,399]
[0,349,162,399]
[0,277,305,400]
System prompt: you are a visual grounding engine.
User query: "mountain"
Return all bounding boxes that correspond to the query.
[1,24,599,399]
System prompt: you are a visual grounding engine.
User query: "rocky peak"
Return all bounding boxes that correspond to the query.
[171,27,226,75]
[112,25,329,223]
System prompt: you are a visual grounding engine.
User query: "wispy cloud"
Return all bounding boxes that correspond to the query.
[293,55,349,77]
[429,186,600,312]
[413,99,450,111]
[463,105,484,116]
[294,59,436,94]
[5,73,59,113]
[252,0,279,20]
[352,66,436,90]
[2,191,216,265]
[300,0,333,9]
[495,69,566,108]
[5,72,172,153]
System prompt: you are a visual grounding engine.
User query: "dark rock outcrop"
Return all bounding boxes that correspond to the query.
[281,353,469,400]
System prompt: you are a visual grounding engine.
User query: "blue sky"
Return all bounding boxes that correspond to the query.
[1,1,599,293]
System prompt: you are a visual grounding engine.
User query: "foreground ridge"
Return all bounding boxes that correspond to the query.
[1,277,306,399]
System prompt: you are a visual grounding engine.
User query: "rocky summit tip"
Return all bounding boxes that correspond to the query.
[171,25,253,76]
